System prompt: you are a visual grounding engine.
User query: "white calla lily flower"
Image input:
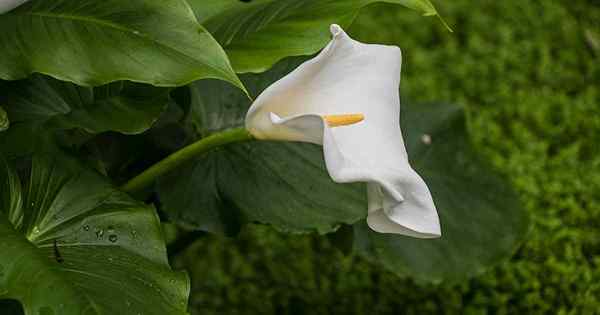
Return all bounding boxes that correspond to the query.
[0,0,28,14]
[245,24,441,238]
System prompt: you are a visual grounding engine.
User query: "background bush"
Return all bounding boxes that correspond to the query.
[172,1,600,313]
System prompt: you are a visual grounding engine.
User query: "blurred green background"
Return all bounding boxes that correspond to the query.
[173,1,600,314]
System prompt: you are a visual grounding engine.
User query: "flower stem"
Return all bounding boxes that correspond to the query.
[121,127,253,194]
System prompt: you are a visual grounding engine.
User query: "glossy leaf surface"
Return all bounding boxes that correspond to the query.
[0,0,244,89]
[0,154,190,314]
[188,0,447,73]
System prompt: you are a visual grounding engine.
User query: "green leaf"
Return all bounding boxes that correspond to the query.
[0,153,190,314]
[0,123,43,159]
[0,158,22,227]
[353,102,530,283]
[159,140,366,234]
[158,59,366,234]
[0,106,8,132]
[188,0,448,73]
[0,0,244,90]
[0,75,169,157]
[159,58,528,281]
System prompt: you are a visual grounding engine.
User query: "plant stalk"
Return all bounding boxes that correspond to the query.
[121,127,253,193]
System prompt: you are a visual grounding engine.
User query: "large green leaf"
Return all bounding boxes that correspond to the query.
[159,59,366,234]
[0,75,169,157]
[0,0,244,90]
[0,154,190,314]
[159,140,366,234]
[159,58,528,281]
[353,102,529,283]
[188,0,448,73]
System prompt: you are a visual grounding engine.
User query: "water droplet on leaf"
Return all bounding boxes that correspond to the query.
[95,228,104,239]
[421,134,432,145]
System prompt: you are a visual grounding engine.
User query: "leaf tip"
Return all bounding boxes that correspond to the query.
[437,15,453,33]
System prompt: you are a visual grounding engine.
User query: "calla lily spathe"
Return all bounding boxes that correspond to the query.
[245,25,441,238]
[0,0,28,14]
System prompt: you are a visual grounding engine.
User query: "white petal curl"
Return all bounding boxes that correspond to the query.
[0,0,28,14]
[245,24,441,238]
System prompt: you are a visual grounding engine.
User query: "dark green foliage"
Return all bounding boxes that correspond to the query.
[0,76,169,159]
[172,1,600,313]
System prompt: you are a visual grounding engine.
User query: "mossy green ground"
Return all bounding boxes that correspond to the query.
[173,1,600,313]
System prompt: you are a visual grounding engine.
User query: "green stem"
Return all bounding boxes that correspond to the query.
[121,127,253,193]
